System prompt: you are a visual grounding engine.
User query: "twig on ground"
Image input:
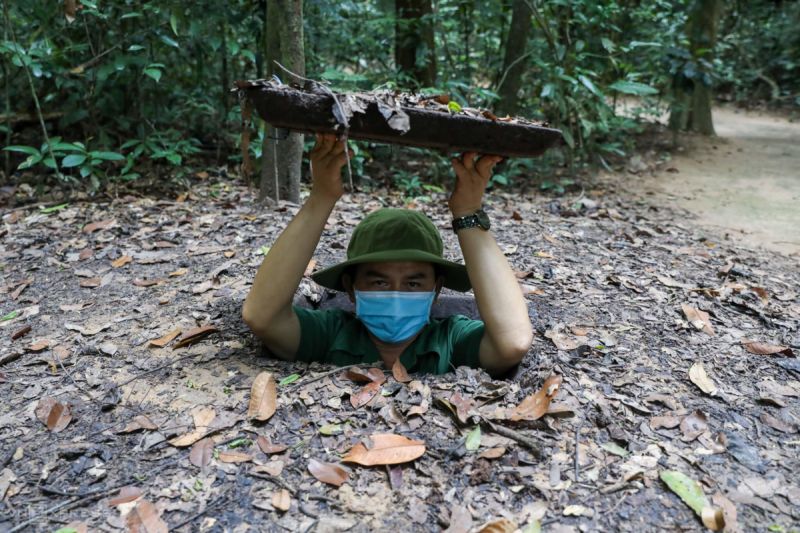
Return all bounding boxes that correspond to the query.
[10,479,133,533]
[574,422,581,482]
[481,419,542,458]
[248,471,296,494]
[114,351,202,389]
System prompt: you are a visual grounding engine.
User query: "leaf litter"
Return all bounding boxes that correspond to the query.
[1,176,798,531]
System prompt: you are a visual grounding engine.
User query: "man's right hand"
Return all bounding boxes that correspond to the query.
[310,133,352,202]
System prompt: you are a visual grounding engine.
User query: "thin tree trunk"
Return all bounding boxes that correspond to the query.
[496,0,533,116]
[260,0,304,204]
[395,0,437,87]
[669,0,723,135]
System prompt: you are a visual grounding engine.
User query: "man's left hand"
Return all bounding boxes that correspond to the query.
[448,152,503,217]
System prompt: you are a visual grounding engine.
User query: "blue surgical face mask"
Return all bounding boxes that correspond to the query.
[355,290,436,344]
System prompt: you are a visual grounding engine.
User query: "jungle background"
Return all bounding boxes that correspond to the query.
[2,1,800,533]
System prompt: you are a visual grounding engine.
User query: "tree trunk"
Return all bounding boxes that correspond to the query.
[394,0,437,88]
[260,0,304,203]
[496,0,533,116]
[669,0,723,135]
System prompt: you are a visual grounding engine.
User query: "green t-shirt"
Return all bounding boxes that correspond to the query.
[292,306,485,375]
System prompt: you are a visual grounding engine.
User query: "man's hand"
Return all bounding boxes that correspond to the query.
[309,133,352,202]
[448,152,503,217]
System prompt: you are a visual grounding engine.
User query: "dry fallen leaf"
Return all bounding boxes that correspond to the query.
[741,339,793,356]
[308,458,349,487]
[448,392,476,424]
[680,410,709,442]
[272,489,291,512]
[118,415,158,434]
[168,267,188,277]
[650,415,682,430]
[189,437,215,468]
[476,518,518,533]
[126,499,168,533]
[392,359,412,383]
[83,218,115,233]
[343,367,386,384]
[688,362,718,396]
[172,325,218,349]
[478,447,506,460]
[256,435,288,454]
[681,304,715,336]
[510,374,563,421]
[218,451,252,463]
[27,339,50,352]
[350,381,381,408]
[35,397,72,432]
[168,406,217,447]
[148,329,181,348]
[544,328,580,350]
[111,255,132,268]
[342,433,426,466]
[108,486,143,507]
[248,372,277,422]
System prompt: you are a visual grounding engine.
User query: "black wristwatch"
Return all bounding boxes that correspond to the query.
[452,209,491,233]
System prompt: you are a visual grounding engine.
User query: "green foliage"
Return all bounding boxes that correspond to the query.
[3,0,797,193]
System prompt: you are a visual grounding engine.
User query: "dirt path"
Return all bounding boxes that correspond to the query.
[633,106,800,257]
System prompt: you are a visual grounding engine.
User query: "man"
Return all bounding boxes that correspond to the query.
[242,134,532,377]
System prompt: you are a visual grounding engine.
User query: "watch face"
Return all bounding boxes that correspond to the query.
[476,210,491,229]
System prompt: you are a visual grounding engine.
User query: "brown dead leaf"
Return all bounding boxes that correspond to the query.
[272,489,291,512]
[510,374,563,421]
[689,362,718,396]
[342,433,426,466]
[350,381,381,408]
[478,447,506,460]
[80,277,101,288]
[78,248,93,260]
[168,267,188,277]
[118,415,158,434]
[680,410,709,441]
[35,397,72,432]
[168,406,216,447]
[132,278,164,287]
[308,458,349,487]
[218,451,252,463]
[248,372,277,421]
[343,367,386,384]
[189,437,215,467]
[11,325,32,340]
[681,304,715,336]
[701,506,726,531]
[148,329,181,348]
[108,486,142,507]
[544,328,580,351]
[392,359,412,383]
[449,392,475,424]
[111,255,132,268]
[741,340,793,356]
[83,218,115,233]
[126,499,168,533]
[650,415,682,430]
[304,259,317,277]
[27,339,50,352]
[759,412,796,433]
[477,518,518,533]
[172,325,218,349]
[256,435,288,454]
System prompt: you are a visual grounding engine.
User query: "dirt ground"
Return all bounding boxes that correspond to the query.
[628,105,800,257]
[1,125,799,532]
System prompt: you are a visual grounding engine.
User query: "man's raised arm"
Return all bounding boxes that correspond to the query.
[242,134,350,360]
[449,153,534,376]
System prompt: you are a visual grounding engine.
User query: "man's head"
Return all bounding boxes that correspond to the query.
[311,208,471,293]
[341,261,444,302]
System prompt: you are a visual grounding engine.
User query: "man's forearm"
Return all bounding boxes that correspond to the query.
[457,228,533,358]
[242,193,336,331]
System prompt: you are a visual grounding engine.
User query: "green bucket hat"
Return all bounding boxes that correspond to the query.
[312,208,472,292]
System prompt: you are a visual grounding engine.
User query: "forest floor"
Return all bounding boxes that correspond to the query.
[1,111,799,532]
